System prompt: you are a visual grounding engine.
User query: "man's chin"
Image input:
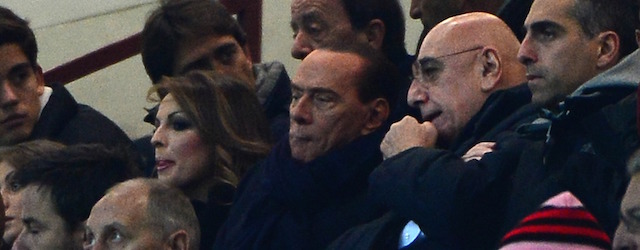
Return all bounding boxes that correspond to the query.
[290,149,318,164]
[531,93,564,109]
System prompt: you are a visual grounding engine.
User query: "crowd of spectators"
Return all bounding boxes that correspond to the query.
[1,0,640,249]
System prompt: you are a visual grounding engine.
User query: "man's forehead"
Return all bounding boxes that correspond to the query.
[419,22,471,59]
[174,35,241,71]
[418,39,460,59]
[106,183,150,206]
[292,0,345,15]
[21,185,54,218]
[0,44,31,73]
[524,0,575,27]
[294,50,363,85]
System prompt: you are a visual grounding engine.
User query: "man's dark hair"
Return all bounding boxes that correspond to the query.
[141,0,247,83]
[570,0,639,58]
[340,0,408,65]
[0,6,38,68]
[13,144,141,232]
[323,42,400,110]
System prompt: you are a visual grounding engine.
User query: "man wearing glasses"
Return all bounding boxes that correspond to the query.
[330,12,533,249]
[334,0,640,248]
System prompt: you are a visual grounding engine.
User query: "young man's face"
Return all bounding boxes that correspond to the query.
[173,35,255,85]
[0,44,44,146]
[12,185,83,250]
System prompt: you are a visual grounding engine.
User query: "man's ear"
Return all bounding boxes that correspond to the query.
[364,19,385,51]
[361,98,389,135]
[34,64,45,96]
[479,48,501,92]
[167,230,189,250]
[596,31,620,69]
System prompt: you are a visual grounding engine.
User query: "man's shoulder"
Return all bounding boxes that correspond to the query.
[66,103,133,145]
[253,61,290,87]
[42,84,132,146]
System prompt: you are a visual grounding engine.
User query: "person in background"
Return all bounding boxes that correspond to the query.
[86,178,199,250]
[137,0,291,175]
[0,6,135,149]
[141,0,291,140]
[290,0,418,122]
[0,140,64,248]
[408,0,533,48]
[150,70,271,249]
[11,144,140,250]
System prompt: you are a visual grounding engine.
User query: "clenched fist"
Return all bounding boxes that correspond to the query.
[380,116,438,159]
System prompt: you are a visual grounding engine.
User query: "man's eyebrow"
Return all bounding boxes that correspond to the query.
[22,217,40,226]
[179,57,211,75]
[416,57,444,68]
[178,41,237,75]
[291,84,303,92]
[417,57,437,65]
[290,83,337,96]
[526,20,565,33]
[8,62,32,75]
[4,171,14,183]
[103,222,127,232]
[300,11,324,26]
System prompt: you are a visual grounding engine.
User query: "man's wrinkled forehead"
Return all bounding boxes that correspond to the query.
[292,0,346,16]
[418,37,457,60]
[418,21,469,59]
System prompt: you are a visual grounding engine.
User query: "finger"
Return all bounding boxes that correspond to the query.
[474,142,496,149]
[462,155,482,162]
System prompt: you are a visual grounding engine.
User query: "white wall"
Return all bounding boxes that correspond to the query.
[2,0,423,139]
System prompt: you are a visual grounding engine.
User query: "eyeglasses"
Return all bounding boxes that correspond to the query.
[411,46,484,83]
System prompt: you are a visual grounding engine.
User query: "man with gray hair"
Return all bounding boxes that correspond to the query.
[85,178,200,250]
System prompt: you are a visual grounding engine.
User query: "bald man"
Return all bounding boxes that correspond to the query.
[383,12,527,154]
[86,178,200,250]
[329,13,537,249]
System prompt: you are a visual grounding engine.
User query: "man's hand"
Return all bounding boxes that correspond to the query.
[462,142,495,162]
[380,116,438,159]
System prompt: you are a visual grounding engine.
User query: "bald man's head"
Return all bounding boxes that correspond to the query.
[421,12,525,88]
[408,12,526,147]
[86,178,200,250]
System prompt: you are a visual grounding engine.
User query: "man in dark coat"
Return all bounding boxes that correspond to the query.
[214,45,401,249]
[0,7,132,148]
[333,0,639,249]
[495,0,640,242]
[329,12,535,249]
